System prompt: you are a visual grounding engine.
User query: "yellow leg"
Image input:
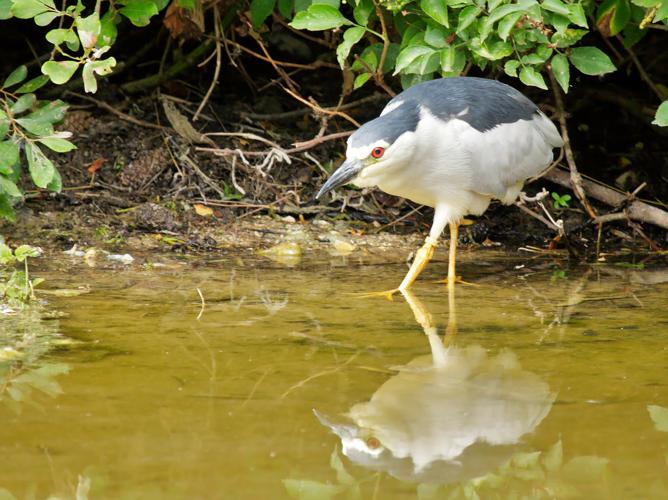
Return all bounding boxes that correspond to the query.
[448,222,458,285]
[433,223,478,287]
[359,236,438,300]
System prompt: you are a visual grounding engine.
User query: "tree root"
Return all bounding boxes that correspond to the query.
[543,168,668,231]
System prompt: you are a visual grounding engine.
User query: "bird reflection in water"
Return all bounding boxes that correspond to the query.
[315,288,555,484]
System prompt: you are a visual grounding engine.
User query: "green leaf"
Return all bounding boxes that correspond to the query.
[421,0,449,27]
[250,0,276,27]
[504,59,520,77]
[548,51,573,90]
[278,0,293,18]
[566,2,587,26]
[424,23,448,48]
[10,93,36,114]
[0,0,12,19]
[551,27,588,48]
[16,117,54,136]
[352,0,372,25]
[457,6,481,33]
[629,0,659,6]
[652,101,668,127]
[14,245,41,262]
[336,26,365,68]
[0,175,21,198]
[28,100,68,123]
[569,46,616,75]
[25,142,55,188]
[482,3,524,31]
[289,4,351,30]
[10,0,55,18]
[15,74,50,94]
[648,405,668,431]
[41,60,79,85]
[47,165,62,191]
[519,65,547,89]
[562,456,609,482]
[654,0,668,21]
[34,9,57,24]
[542,440,563,472]
[82,58,116,93]
[498,11,522,40]
[46,27,78,45]
[394,44,435,74]
[76,12,101,47]
[37,136,76,152]
[542,0,570,16]
[353,72,371,89]
[0,141,19,173]
[3,65,27,89]
[119,0,159,26]
[99,10,118,46]
[439,45,465,75]
[472,39,513,60]
[551,53,569,92]
[0,193,16,221]
[0,242,15,263]
[597,0,631,36]
[282,479,344,500]
[0,118,8,142]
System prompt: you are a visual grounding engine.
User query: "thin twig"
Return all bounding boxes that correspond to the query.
[282,87,360,127]
[548,68,598,219]
[617,35,663,100]
[373,204,423,233]
[225,38,338,70]
[370,0,396,97]
[196,287,206,320]
[65,92,169,131]
[242,93,385,121]
[193,8,222,121]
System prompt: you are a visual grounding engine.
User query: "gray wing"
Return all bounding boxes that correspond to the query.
[463,110,563,203]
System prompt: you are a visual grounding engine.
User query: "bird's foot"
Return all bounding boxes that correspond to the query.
[355,288,402,301]
[432,276,480,286]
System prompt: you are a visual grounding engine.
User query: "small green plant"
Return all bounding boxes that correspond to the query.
[223,182,243,200]
[551,269,567,280]
[551,191,572,209]
[0,242,44,304]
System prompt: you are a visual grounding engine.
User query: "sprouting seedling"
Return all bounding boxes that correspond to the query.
[0,243,44,304]
[551,192,572,209]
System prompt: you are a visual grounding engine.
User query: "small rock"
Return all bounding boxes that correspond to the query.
[63,244,85,257]
[107,253,134,264]
[133,203,181,232]
[258,242,302,266]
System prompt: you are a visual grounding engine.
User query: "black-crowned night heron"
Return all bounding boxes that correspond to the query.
[316,77,563,295]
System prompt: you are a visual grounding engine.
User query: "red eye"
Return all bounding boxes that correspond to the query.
[371,147,385,159]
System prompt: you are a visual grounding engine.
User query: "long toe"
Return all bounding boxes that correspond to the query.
[354,288,401,301]
[432,276,480,286]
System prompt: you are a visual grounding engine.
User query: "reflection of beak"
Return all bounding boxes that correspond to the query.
[313,409,358,440]
[315,159,363,200]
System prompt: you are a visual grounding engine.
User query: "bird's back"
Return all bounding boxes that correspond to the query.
[385,78,563,203]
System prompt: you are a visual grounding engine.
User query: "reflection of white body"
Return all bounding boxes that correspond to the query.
[317,314,555,483]
[350,346,553,471]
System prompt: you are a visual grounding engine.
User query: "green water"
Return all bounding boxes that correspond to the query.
[1,252,668,499]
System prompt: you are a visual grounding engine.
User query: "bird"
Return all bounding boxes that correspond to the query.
[316,76,563,297]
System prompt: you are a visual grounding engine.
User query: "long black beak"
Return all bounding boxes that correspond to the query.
[315,159,363,200]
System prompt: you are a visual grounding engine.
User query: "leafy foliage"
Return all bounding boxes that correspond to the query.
[247,0,667,122]
[0,0,171,220]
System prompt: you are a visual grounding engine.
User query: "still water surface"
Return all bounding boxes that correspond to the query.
[1,252,667,499]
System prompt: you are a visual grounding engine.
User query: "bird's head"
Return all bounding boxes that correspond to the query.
[316,100,420,200]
